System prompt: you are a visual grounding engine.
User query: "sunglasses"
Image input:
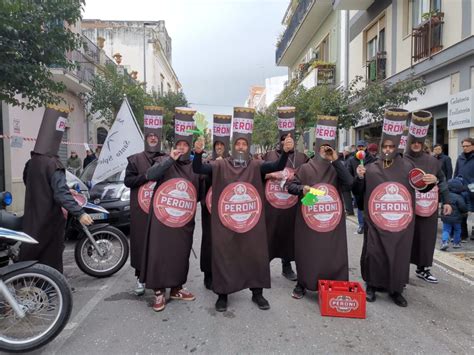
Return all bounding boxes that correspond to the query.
[382,145,395,148]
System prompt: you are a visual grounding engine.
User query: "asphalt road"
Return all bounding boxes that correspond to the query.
[33,212,474,354]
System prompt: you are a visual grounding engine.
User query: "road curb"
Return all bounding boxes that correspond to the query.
[345,216,474,281]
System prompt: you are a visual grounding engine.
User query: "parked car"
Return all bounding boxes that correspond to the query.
[78,160,131,229]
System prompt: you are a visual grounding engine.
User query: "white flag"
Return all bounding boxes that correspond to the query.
[92,98,144,185]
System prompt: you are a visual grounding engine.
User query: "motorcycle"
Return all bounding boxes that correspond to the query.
[65,189,129,278]
[1,188,129,279]
[0,192,72,352]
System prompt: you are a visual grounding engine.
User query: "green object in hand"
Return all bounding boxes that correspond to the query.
[301,193,319,206]
[186,112,208,136]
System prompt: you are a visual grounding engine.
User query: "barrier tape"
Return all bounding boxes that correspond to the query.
[0,134,102,147]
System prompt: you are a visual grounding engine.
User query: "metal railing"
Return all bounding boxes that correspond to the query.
[366,51,387,83]
[81,35,100,64]
[411,12,444,63]
[276,0,315,63]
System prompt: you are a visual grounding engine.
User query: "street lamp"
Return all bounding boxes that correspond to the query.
[143,22,154,92]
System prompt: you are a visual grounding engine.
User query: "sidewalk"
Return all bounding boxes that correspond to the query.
[346,214,474,281]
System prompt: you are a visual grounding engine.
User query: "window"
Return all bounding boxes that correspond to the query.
[311,35,330,62]
[365,16,385,60]
[412,0,441,27]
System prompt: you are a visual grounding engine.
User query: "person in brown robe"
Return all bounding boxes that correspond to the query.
[139,108,201,312]
[200,114,232,290]
[193,107,294,312]
[287,115,352,299]
[403,110,451,284]
[264,107,308,281]
[20,105,93,273]
[353,108,426,307]
[125,106,166,295]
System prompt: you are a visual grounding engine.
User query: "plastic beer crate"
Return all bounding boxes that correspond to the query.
[318,280,366,319]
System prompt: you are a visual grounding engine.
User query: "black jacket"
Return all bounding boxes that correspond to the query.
[348,153,377,210]
[435,153,453,180]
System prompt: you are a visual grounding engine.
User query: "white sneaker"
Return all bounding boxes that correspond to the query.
[134,280,145,296]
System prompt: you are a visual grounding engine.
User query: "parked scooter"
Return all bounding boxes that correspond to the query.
[65,188,129,278]
[0,192,72,352]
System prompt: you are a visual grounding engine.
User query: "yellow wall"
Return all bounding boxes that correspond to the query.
[443,0,463,45]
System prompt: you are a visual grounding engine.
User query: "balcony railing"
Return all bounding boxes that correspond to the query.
[276,0,315,64]
[411,12,444,63]
[366,51,386,83]
[81,35,100,64]
[58,50,95,84]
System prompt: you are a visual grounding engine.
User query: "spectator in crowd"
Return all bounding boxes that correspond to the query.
[454,137,474,241]
[95,145,102,157]
[83,148,97,169]
[66,151,82,176]
[433,144,453,180]
[440,178,468,251]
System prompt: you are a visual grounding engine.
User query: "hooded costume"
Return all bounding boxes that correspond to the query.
[124,106,165,278]
[287,115,352,291]
[139,107,201,290]
[263,107,308,263]
[403,110,449,269]
[20,105,85,272]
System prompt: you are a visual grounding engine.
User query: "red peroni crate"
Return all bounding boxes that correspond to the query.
[318,280,366,319]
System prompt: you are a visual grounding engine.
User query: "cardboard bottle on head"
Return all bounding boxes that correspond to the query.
[174,107,196,160]
[34,105,69,156]
[143,106,164,153]
[380,108,410,161]
[314,115,338,150]
[231,107,254,164]
[212,114,232,159]
[405,110,431,156]
[277,107,296,141]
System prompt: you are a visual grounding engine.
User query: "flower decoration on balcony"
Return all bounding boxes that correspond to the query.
[311,60,335,69]
[97,36,105,49]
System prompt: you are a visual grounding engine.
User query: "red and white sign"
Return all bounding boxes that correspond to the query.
[409,122,429,138]
[368,182,413,232]
[415,185,439,217]
[315,125,337,141]
[175,119,195,136]
[383,118,405,135]
[278,117,295,132]
[153,178,197,228]
[232,117,253,134]
[301,183,342,232]
[265,168,298,209]
[56,117,67,132]
[213,123,231,137]
[329,295,359,313]
[138,181,156,213]
[144,114,163,129]
[218,182,262,233]
[205,187,212,213]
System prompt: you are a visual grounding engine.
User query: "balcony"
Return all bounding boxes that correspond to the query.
[300,63,336,89]
[276,0,333,66]
[333,0,374,10]
[411,12,444,63]
[50,50,96,94]
[366,51,387,83]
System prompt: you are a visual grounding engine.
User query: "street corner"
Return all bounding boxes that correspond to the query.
[433,249,474,281]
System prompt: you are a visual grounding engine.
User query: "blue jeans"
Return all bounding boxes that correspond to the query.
[442,223,461,244]
[357,209,364,228]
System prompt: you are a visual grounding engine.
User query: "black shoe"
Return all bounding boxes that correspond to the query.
[215,294,227,312]
[365,285,376,302]
[282,262,297,281]
[204,273,212,290]
[252,294,270,310]
[357,226,363,234]
[390,292,408,307]
[291,283,305,299]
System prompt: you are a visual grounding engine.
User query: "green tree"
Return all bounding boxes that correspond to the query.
[84,64,153,126]
[0,1,84,109]
[150,90,189,148]
[253,109,278,152]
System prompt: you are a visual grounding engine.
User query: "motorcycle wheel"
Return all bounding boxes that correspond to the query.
[0,264,72,353]
[74,225,129,278]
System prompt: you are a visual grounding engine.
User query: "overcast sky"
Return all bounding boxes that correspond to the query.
[83,0,289,118]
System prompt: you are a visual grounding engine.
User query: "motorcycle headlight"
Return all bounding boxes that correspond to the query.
[120,188,131,201]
